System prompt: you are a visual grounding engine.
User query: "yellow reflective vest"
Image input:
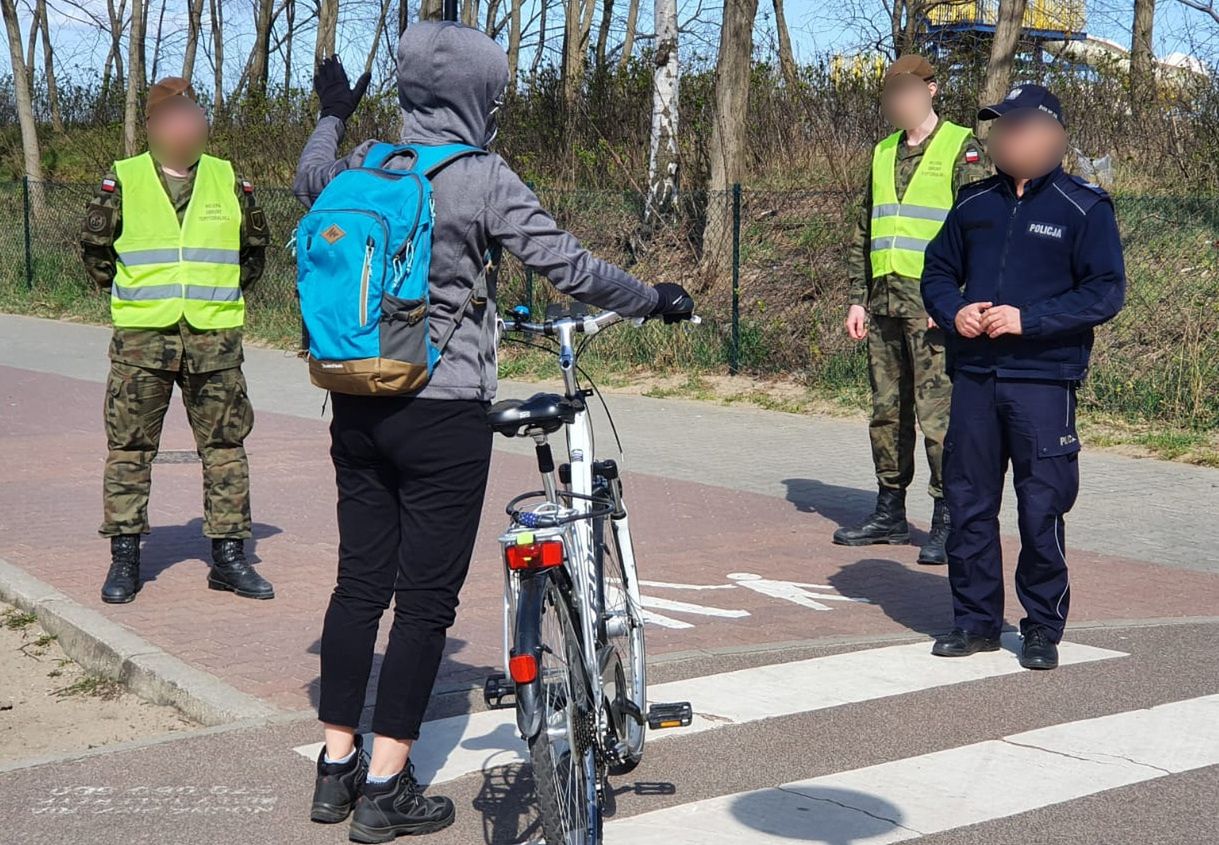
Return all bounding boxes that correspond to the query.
[111,152,243,330]
[869,121,972,280]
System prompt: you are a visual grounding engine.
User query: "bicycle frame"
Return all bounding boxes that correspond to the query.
[496,313,647,756]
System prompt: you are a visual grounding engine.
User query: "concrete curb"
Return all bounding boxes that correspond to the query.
[0,557,280,727]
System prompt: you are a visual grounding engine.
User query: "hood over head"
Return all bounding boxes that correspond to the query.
[396,21,510,147]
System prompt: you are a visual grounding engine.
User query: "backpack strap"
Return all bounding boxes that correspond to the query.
[433,249,493,355]
[403,143,485,178]
[360,142,414,170]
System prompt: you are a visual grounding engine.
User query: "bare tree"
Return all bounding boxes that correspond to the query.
[209,0,224,108]
[28,0,64,131]
[562,0,584,106]
[772,0,798,87]
[1,0,44,202]
[977,0,1027,136]
[705,0,759,278]
[485,0,502,33]
[399,0,409,34]
[281,0,296,90]
[365,0,393,74]
[25,0,38,86]
[595,0,613,68]
[123,0,146,155]
[149,0,168,83]
[646,0,679,224]
[420,0,444,20]
[1176,0,1219,22]
[532,0,549,77]
[102,0,128,101]
[182,0,207,80]
[313,0,337,74]
[617,0,638,70]
[507,0,524,83]
[1131,0,1156,119]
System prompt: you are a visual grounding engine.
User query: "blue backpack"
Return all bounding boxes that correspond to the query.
[295,142,485,395]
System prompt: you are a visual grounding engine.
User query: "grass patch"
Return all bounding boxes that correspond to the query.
[2,609,37,631]
[52,675,125,701]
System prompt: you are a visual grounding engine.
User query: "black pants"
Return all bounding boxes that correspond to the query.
[943,372,1080,643]
[318,394,492,739]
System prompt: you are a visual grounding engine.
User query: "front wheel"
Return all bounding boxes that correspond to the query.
[530,577,602,845]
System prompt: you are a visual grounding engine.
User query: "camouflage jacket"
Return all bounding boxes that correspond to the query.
[848,120,992,318]
[80,158,271,373]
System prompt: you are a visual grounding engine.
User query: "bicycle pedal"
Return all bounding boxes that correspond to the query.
[646,701,693,730]
[483,673,516,710]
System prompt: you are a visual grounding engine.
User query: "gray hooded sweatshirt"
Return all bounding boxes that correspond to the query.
[292,21,659,402]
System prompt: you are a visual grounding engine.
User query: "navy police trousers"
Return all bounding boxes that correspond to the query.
[943,371,1080,643]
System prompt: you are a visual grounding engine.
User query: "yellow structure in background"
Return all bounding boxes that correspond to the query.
[927,0,1086,35]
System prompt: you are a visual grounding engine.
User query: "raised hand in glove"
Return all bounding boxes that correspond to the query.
[314,55,371,122]
[650,283,696,324]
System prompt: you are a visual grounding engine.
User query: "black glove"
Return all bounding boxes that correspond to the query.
[314,55,370,122]
[650,283,695,324]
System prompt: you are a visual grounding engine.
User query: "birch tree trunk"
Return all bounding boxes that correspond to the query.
[645,0,679,224]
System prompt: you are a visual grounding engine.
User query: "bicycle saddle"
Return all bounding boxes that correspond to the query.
[487,392,581,437]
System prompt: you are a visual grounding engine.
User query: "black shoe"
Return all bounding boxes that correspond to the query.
[931,628,1001,657]
[311,735,368,824]
[101,535,141,603]
[917,499,950,565]
[348,762,455,843]
[832,487,910,546]
[1020,627,1059,670]
[207,539,274,600]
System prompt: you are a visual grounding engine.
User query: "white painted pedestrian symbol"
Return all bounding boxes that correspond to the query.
[725,572,874,612]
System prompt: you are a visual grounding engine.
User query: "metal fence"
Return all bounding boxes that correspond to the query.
[2,178,1216,429]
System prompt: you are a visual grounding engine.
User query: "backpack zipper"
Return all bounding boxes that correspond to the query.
[359,236,374,327]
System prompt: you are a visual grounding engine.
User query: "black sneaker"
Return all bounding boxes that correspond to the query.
[348,762,455,843]
[311,735,368,824]
[1019,627,1059,670]
[931,628,1001,657]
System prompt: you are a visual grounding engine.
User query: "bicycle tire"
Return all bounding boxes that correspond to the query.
[529,576,602,845]
[594,513,647,775]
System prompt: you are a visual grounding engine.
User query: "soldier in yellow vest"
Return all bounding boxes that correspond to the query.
[836,55,991,563]
[80,77,274,604]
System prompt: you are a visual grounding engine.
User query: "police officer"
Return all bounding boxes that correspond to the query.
[921,84,1126,669]
[837,55,991,565]
[80,77,274,604]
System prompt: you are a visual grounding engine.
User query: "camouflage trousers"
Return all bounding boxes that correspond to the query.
[101,361,255,539]
[865,314,952,499]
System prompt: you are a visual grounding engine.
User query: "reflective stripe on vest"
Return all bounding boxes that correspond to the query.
[111,152,244,330]
[869,121,972,280]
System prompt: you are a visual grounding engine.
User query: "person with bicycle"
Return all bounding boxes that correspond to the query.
[292,21,693,842]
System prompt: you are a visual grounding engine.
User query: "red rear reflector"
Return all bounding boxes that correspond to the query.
[505,540,563,571]
[509,654,538,684]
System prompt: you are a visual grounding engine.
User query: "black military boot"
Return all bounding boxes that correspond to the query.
[348,762,455,843]
[207,538,274,600]
[311,734,368,824]
[832,487,910,546]
[101,534,142,604]
[917,499,951,565]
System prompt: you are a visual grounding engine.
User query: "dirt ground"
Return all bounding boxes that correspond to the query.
[0,602,197,766]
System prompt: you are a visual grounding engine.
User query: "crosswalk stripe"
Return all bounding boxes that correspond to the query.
[604,693,1219,843]
[293,633,1125,785]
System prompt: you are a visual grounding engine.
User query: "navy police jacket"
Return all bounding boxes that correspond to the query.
[920,166,1126,381]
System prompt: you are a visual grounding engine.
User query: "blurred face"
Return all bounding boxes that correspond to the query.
[988,110,1067,180]
[147,101,209,168]
[881,75,936,131]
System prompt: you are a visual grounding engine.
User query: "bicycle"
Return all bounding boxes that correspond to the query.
[482,303,697,845]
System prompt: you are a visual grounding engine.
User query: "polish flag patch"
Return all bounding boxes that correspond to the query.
[241,179,254,193]
[100,178,117,192]
[964,148,980,164]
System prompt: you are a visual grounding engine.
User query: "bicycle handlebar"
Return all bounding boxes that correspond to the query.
[502,308,700,338]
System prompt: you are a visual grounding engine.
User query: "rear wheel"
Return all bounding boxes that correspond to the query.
[530,578,601,845]
[594,514,647,774]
